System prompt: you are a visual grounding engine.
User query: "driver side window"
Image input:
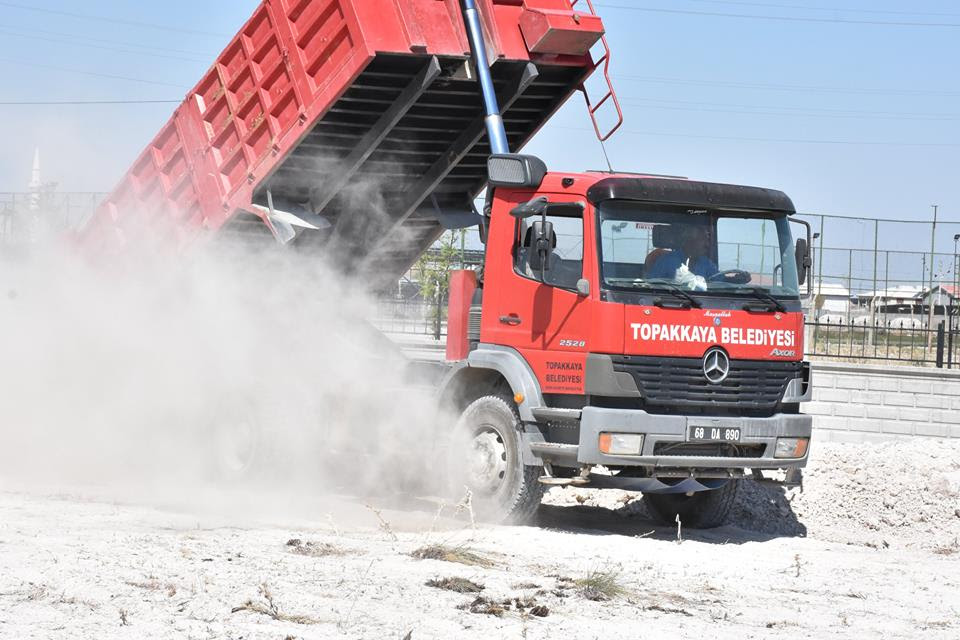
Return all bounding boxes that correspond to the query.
[514,214,584,290]
[717,218,783,285]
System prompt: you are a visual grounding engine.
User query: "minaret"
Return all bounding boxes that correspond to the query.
[28,148,41,210]
[27,148,41,242]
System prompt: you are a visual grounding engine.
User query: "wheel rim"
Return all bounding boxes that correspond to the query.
[466,425,508,496]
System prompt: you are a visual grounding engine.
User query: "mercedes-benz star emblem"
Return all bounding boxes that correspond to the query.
[703,348,730,384]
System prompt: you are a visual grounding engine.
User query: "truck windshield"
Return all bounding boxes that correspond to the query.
[598,201,800,298]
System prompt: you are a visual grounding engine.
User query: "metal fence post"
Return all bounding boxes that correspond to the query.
[884,250,890,325]
[936,321,945,368]
[869,219,878,346]
[949,318,955,369]
[847,248,853,325]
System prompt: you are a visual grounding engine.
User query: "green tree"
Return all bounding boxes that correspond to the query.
[415,230,465,339]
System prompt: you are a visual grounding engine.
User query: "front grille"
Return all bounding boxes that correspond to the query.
[612,355,802,415]
[653,442,766,458]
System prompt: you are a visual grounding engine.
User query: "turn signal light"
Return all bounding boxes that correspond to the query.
[774,437,809,459]
[599,433,644,456]
[514,393,525,404]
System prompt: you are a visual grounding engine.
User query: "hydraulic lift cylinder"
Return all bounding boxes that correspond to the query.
[462,0,510,155]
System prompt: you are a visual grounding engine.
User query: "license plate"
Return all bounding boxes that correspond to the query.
[688,426,741,442]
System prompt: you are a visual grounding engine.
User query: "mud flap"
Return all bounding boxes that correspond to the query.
[520,422,546,466]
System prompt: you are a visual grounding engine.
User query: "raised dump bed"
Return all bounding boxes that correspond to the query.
[81,0,610,285]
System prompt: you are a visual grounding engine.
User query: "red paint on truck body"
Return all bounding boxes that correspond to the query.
[479,172,805,396]
[76,0,605,257]
[623,306,804,360]
[446,269,478,362]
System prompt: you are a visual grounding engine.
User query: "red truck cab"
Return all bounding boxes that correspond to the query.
[443,156,813,527]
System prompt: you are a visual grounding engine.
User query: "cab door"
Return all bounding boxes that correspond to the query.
[484,195,594,396]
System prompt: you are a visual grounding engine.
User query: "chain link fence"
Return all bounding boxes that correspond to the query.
[0,191,104,246]
[794,212,960,366]
[377,212,960,366]
[4,191,958,365]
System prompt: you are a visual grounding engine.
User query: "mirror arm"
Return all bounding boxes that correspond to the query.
[793,217,814,297]
[539,207,549,281]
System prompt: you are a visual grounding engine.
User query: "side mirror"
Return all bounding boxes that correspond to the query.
[528,219,554,277]
[576,278,590,297]
[795,237,811,285]
[488,154,548,189]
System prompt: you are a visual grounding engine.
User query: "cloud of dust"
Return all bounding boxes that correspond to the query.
[0,233,454,520]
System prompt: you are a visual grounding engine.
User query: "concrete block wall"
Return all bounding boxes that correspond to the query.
[808,361,960,442]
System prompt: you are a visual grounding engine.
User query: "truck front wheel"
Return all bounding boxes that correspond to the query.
[450,395,545,524]
[643,480,740,529]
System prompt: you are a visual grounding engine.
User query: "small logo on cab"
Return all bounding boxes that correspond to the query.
[703,347,730,384]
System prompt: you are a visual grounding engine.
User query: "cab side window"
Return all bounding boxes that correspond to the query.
[515,214,584,290]
[717,218,783,285]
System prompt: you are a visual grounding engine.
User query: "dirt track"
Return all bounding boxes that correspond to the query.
[1,441,959,639]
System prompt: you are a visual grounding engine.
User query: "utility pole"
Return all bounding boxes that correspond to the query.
[928,204,939,345]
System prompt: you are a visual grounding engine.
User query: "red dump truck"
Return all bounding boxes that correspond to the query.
[81,0,813,528]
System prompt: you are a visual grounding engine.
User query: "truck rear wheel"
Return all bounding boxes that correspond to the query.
[643,480,740,529]
[450,395,545,524]
[207,400,275,484]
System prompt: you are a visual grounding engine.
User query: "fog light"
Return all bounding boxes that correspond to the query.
[775,437,809,459]
[598,433,644,456]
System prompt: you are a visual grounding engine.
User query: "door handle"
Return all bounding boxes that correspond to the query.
[499,314,522,326]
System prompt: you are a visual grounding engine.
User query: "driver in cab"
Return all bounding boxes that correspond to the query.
[646,224,718,284]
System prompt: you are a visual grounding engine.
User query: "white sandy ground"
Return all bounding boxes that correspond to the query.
[1,441,959,640]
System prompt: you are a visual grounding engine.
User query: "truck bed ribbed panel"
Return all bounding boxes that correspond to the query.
[79,0,604,286]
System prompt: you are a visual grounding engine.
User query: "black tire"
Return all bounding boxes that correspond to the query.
[643,479,740,529]
[206,398,276,484]
[450,395,545,524]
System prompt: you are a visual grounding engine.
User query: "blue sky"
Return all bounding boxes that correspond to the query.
[0,0,957,259]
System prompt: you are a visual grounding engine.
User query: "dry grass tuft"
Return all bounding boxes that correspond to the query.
[365,504,400,543]
[55,594,99,611]
[425,577,484,593]
[647,603,693,616]
[574,570,629,602]
[931,538,958,556]
[24,583,49,602]
[511,581,541,590]
[461,596,506,617]
[232,582,321,625]
[411,544,494,568]
[285,538,350,558]
[125,579,177,597]
[459,595,549,618]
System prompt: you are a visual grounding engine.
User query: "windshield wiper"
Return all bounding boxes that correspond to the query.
[743,287,786,312]
[651,282,702,309]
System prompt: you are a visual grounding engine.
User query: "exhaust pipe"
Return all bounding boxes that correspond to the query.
[462,0,510,155]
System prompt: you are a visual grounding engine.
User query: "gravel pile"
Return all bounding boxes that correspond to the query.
[547,440,960,549]
[736,440,960,549]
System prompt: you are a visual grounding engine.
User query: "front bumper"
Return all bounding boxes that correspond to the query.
[575,407,812,469]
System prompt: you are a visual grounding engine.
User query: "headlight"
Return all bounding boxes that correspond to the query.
[775,437,809,459]
[598,433,644,456]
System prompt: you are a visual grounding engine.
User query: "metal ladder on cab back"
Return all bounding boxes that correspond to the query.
[571,0,624,141]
